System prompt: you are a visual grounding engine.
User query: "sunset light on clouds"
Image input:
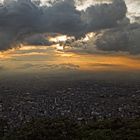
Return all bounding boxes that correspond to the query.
[0,1,140,138]
[0,0,139,76]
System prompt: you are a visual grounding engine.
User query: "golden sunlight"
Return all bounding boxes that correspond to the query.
[56,44,64,51]
[0,45,140,73]
[0,48,17,59]
[82,32,95,42]
[48,35,68,43]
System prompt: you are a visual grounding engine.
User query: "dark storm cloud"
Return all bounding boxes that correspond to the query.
[0,0,128,50]
[0,0,85,50]
[0,0,42,49]
[95,23,140,54]
[40,0,84,36]
[23,34,52,46]
[81,0,127,32]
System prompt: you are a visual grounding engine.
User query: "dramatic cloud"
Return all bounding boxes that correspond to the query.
[0,0,128,50]
[23,34,52,46]
[125,0,140,23]
[40,0,84,36]
[0,0,42,49]
[95,23,140,54]
[0,0,85,50]
[81,0,127,32]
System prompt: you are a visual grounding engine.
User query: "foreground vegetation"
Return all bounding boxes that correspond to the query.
[1,118,140,140]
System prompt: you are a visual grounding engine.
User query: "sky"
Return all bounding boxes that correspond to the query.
[0,0,139,79]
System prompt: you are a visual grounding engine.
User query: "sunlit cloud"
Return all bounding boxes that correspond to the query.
[125,0,140,23]
[48,35,70,43]
[0,44,140,75]
[0,0,139,76]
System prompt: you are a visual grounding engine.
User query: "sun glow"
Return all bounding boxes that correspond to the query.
[48,35,68,43]
[0,48,17,59]
[83,32,95,42]
[55,44,64,51]
[0,45,140,73]
[18,46,48,51]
